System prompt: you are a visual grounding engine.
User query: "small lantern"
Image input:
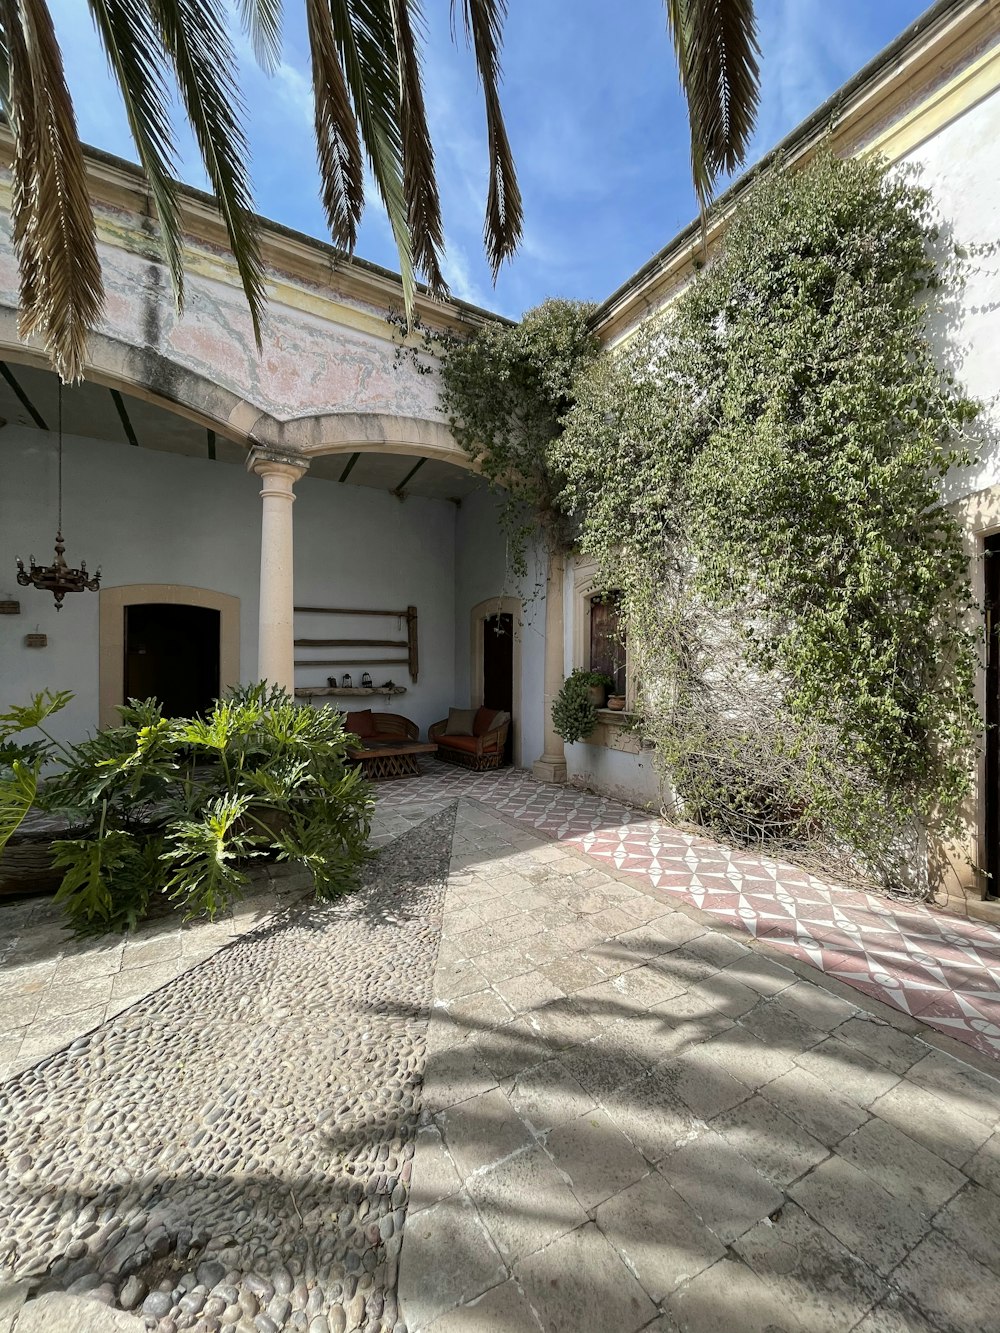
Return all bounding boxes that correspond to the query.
[361,672,373,689]
[341,673,353,689]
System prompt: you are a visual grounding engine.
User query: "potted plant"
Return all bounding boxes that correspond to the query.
[0,683,374,932]
[552,670,610,745]
[607,693,627,711]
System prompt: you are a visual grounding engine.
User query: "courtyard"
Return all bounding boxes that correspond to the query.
[1,764,998,1333]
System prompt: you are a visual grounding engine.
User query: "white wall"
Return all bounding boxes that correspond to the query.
[0,425,459,742]
[900,89,1000,501]
[453,487,546,767]
[293,476,457,735]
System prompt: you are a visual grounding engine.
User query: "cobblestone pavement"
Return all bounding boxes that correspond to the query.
[0,868,311,1084]
[0,807,456,1333]
[1,774,1000,1332]
[397,794,1000,1333]
[376,763,1000,1062]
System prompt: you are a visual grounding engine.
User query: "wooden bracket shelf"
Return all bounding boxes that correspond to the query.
[294,605,418,681]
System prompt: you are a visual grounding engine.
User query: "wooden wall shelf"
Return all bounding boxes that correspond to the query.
[295,686,408,699]
[294,605,418,681]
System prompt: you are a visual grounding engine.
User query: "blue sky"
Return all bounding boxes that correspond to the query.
[52,1,930,318]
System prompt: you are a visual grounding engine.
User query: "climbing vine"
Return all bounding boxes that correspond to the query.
[442,150,983,894]
[438,298,599,577]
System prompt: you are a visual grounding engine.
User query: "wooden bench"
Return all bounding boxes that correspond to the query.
[343,710,437,779]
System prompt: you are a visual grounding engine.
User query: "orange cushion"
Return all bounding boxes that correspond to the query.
[437,734,480,754]
[473,707,499,737]
[345,709,374,738]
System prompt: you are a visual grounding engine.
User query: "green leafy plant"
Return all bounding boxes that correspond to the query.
[1,683,373,933]
[439,298,599,579]
[552,670,608,745]
[448,150,982,895]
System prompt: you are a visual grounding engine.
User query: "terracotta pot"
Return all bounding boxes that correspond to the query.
[587,685,608,707]
[607,695,627,711]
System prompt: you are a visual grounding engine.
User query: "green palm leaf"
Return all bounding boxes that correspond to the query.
[86,0,185,312]
[149,0,266,347]
[235,0,282,72]
[306,0,365,250]
[328,0,417,314]
[452,0,521,277]
[0,0,104,382]
[665,0,760,209]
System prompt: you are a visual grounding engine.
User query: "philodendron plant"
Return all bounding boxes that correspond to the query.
[0,683,373,934]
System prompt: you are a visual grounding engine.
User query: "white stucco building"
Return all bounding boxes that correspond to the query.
[2,0,999,912]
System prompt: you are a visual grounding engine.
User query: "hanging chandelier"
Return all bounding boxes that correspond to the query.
[16,381,101,610]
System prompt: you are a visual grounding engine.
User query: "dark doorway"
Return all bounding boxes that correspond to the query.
[124,603,221,718]
[482,612,514,765]
[986,537,1000,897]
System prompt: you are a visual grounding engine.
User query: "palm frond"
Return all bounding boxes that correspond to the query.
[234,0,281,72]
[150,0,266,348]
[387,0,445,291]
[86,0,184,312]
[1,0,104,382]
[665,0,760,208]
[452,0,521,277]
[328,0,417,316]
[305,0,364,250]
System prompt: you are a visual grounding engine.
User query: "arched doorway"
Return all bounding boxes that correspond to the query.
[470,596,522,767]
[100,585,240,726]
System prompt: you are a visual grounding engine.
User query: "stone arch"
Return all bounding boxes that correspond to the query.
[0,321,473,474]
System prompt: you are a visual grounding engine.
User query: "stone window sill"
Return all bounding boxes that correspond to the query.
[582,709,643,753]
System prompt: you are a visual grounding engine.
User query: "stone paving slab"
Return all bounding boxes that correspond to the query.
[398,790,1000,1333]
[377,761,1000,1060]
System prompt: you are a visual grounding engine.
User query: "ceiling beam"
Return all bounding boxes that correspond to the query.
[392,457,426,497]
[338,451,361,483]
[0,362,47,430]
[110,388,140,447]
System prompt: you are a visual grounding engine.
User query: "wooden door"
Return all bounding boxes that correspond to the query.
[482,612,514,764]
[986,536,1000,897]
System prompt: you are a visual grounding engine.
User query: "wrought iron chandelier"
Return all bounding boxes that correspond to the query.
[16,382,101,610]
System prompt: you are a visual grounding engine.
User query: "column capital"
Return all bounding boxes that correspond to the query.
[247,446,309,483]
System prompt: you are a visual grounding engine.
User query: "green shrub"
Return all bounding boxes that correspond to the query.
[1,684,373,933]
[551,670,612,745]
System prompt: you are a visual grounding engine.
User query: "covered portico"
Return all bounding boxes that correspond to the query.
[0,137,562,777]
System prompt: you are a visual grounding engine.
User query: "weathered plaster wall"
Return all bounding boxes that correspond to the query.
[453,488,546,769]
[0,183,456,457]
[0,427,459,742]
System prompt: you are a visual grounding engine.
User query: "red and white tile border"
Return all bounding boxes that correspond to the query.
[379,763,1000,1062]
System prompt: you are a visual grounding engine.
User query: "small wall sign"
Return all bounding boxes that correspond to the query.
[24,633,47,648]
[0,600,20,615]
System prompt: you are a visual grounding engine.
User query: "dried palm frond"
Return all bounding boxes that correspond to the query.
[452,0,521,277]
[665,0,760,210]
[0,0,103,382]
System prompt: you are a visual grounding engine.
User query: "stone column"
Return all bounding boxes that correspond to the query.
[249,450,308,694]
[532,547,568,783]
